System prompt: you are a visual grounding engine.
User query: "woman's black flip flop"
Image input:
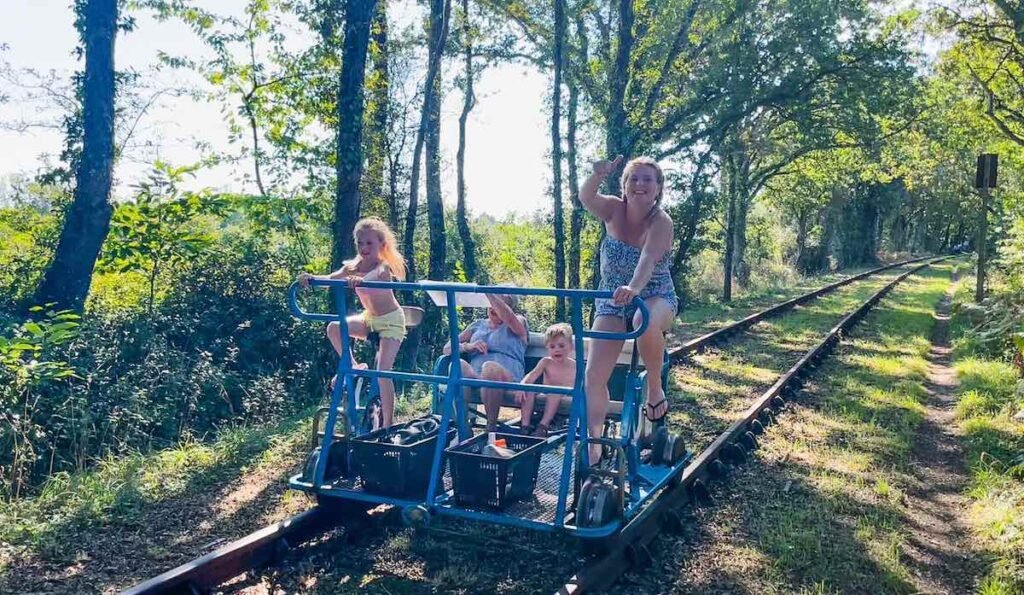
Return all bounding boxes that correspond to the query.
[644,398,669,423]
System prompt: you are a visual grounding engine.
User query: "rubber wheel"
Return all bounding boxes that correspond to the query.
[668,434,687,465]
[301,448,321,482]
[651,426,669,466]
[584,482,618,528]
[578,479,599,525]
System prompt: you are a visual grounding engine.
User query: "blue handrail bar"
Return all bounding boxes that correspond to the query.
[288,279,650,340]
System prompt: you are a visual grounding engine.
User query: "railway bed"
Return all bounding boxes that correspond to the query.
[122,256,947,595]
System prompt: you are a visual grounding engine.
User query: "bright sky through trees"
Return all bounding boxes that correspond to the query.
[0,0,551,217]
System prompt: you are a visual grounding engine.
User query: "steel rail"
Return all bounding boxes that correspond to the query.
[556,256,951,594]
[122,256,942,595]
[120,508,334,595]
[667,255,932,360]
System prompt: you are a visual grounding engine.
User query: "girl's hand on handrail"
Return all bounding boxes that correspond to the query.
[297,271,315,288]
[347,276,363,289]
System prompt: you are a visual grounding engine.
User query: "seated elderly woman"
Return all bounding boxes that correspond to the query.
[442,292,528,432]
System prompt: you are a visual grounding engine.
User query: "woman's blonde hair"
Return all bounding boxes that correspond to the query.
[620,156,665,213]
[345,217,406,280]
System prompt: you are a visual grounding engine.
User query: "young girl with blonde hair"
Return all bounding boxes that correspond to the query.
[298,217,407,427]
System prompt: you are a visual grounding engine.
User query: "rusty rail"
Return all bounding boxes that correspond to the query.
[120,508,333,595]
[668,255,931,360]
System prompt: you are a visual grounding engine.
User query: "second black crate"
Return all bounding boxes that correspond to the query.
[447,433,548,509]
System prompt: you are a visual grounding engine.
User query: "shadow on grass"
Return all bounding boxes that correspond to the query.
[240,515,586,594]
[0,413,312,594]
[634,263,955,593]
[606,457,918,594]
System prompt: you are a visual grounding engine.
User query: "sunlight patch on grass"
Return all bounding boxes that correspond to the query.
[848,354,928,381]
[728,267,952,593]
[950,275,1024,594]
[956,358,1019,403]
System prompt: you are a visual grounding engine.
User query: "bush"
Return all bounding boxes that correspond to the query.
[0,232,331,498]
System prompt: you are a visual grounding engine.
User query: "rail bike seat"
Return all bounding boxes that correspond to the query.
[434,331,664,422]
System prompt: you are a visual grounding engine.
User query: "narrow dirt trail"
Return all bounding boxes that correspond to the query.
[899,279,985,594]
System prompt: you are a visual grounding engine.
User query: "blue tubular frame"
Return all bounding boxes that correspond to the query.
[288,279,653,531]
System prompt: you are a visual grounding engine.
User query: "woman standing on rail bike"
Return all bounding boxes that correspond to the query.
[580,156,678,463]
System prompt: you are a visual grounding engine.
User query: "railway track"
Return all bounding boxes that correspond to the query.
[121,255,943,595]
[557,256,951,593]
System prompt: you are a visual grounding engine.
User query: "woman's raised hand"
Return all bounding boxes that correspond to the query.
[592,155,624,177]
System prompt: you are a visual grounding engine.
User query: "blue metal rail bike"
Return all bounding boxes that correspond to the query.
[287,279,691,540]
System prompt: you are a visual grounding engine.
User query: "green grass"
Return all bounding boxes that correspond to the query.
[693,265,956,592]
[950,274,1024,594]
[672,265,895,342]
[0,410,310,571]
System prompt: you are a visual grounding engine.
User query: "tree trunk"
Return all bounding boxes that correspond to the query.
[551,0,567,318]
[455,0,477,281]
[402,0,450,371]
[794,207,809,269]
[34,0,118,311]
[402,0,449,284]
[731,142,752,287]
[590,0,635,294]
[567,67,583,289]
[670,150,711,297]
[722,151,736,302]
[332,0,378,269]
[837,183,881,268]
[938,221,951,251]
[425,0,449,283]
[363,1,389,220]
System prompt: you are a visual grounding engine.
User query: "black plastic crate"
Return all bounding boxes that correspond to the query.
[447,433,547,509]
[350,416,456,498]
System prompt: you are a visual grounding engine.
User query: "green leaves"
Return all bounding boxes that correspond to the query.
[0,306,81,389]
[99,162,224,312]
